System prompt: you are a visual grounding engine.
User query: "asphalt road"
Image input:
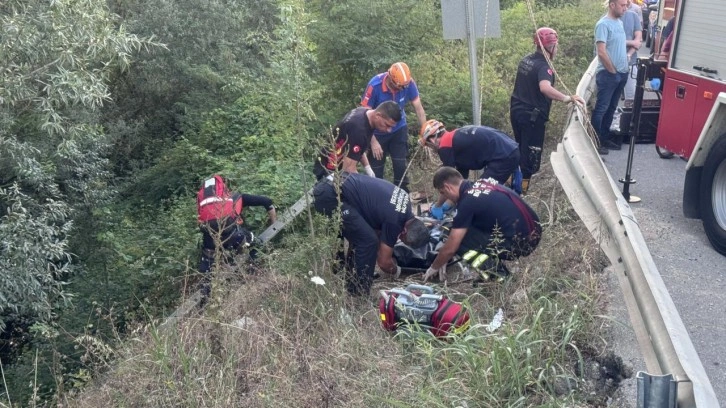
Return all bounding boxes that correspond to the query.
[602,140,726,404]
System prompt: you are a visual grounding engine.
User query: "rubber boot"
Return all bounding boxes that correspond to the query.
[521,179,530,195]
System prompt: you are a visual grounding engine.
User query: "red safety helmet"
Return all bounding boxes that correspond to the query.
[534,27,558,51]
[388,62,412,89]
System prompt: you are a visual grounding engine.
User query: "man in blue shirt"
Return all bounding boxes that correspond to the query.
[622,1,643,101]
[592,0,630,154]
[361,62,427,192]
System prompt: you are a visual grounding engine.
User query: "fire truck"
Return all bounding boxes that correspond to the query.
[641,0,726,255]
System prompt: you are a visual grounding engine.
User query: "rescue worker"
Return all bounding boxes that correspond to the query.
[361,62,427,192]
[510,27,585,194]
[313,101,401,181]
[420,120,520,217]
[423,167,541,283]
[197,175,277,297]
[313,172,430,296]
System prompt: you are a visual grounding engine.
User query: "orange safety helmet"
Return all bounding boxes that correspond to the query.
[419,119,446,146]
[534,27,558,51]
[387,62,412,89]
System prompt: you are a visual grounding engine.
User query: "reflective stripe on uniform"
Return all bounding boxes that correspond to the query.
[393,62,409,83]
[199,197,232,207]
[462,250,478,261]
[471,253,490,268]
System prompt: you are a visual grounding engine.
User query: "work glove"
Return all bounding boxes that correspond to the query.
[393,265,401,279]
[430,205,444,220]
[364,165,376,177]
[429,202,452,220]
[423,265,447,283]
[377,265,401,280]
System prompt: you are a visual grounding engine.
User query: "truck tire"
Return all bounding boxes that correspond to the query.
[699,136,726,256]
[656,145,674,159]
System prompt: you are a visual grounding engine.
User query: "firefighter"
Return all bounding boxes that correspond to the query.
[313,101,401,181]
[312,172,430,296]
[420,120,521,217]
[420,120,520,184]
[196,175,277,298]
[510,27,585,194]
[361,62,427,192]
[423,167,541,283]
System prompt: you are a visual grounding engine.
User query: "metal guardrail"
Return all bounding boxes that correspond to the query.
[550,58,719,407]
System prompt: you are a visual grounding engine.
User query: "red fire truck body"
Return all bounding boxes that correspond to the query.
[652,0,726,255]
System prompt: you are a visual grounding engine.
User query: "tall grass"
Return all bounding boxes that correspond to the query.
[60,162,611,407]
[46,1,616,406]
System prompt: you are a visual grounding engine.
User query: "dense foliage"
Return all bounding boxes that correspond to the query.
[1,0,604,405]
[0,0,156,338]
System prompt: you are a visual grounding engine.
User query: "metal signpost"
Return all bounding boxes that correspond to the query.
[441,0,501,125]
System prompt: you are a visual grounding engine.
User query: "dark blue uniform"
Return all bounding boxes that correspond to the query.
[198,193,274,300]
[510,52,556,179]
[437,126,519,184]
[313,173,413,295]
[452,179,541,259]
[313,107,373,180]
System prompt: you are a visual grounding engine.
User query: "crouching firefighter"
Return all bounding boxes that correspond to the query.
[423,167,542,283]
[197,175,277,296]
[312,172,430,296]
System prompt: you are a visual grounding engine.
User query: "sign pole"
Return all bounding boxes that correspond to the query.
[465,0,481,125]
[441,0,500,125]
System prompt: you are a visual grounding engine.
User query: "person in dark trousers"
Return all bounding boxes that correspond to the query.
[313,101,401,181]
[419,120,520,217]
[313,173,430,296]
[423,167,541,283]
[198,186,277,297]
[510,27,585,194]
[622,2,643,101]
[361,62,427,192]
[592,0,630,154]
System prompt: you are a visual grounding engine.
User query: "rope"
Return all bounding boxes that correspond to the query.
[478,0,492,116]
[398,140,426,190]
[524,0,601,147]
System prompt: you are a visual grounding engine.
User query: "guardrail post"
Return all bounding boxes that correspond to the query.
[636,371,678,407]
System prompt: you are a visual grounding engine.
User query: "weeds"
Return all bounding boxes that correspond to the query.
[57,164,617,408]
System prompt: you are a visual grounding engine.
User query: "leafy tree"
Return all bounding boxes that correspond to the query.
[75,0,322,334]
[104,0,281,176]
[308,0,440,122]
[0,0,156,330]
